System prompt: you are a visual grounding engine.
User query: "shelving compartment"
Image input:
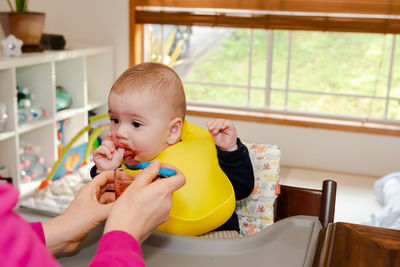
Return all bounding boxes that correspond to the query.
[16,63,54,128]
[55,57,86,120]
[0,68,17,137]
[0,46,113,199]
[86,51,113,109]
[0,137,19,187]
[58,113,89,148]
[19,123,57,176]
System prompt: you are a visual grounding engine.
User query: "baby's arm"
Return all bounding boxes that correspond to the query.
[206,119,238,151]
[206,119,254,200]
[216,138,254,200]
[93,133,125,172]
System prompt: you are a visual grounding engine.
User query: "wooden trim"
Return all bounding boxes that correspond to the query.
[129,0,136,66]
[130,0,145,66]
[134,24,144,65]
[186,105,400,137]
[135,0,400,16]
[136,10,400,33]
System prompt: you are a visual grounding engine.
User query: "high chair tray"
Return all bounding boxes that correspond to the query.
[19,209,321,267]
[142,215,321,267]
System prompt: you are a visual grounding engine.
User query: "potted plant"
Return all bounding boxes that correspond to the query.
[0,0,45,52]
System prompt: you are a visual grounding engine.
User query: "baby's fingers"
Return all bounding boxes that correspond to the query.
[94,146,113,160]
[102,139,116,153]
[206,119,222,133]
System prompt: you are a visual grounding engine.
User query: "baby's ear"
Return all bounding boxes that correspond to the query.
[167,117,183,145]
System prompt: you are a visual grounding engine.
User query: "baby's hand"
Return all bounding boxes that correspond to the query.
[206,119,238,151]
[93,133,125,172]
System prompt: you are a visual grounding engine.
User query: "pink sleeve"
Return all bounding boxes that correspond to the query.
[30,221,46,244]
[0,183,61,267]
[90,231,145,267]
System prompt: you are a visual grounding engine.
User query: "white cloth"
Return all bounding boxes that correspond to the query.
[18,163,93,215]
[364,172,400,229]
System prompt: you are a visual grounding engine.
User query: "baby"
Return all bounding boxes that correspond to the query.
[91,62,254,236]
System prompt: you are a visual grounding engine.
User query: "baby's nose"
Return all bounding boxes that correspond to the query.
[115,124,130,139]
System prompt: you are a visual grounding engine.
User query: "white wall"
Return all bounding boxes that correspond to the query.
[1,1,398,177]
[0,0,130,77]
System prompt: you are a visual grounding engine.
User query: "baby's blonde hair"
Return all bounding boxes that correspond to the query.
[110,62,186,120]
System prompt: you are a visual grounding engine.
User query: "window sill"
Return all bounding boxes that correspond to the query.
[186,104,400,137]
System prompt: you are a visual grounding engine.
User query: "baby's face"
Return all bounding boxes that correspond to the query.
[108,90,172,165]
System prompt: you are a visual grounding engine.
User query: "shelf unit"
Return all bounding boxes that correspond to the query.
[0,45,113,197]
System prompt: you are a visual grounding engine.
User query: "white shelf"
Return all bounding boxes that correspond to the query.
[0,131,15,142]
[87,99,107,111]
[0,45,114,196]
[0,45,112,70]
[55,107,86,121]
[17,118,54,134]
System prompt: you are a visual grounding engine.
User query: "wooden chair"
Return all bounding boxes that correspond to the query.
[274,180,337,227]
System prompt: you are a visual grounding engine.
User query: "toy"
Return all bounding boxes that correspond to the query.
[56,85,72,111]
[38,114,110,191]
[0,34,23,57]
[52,142,88,180]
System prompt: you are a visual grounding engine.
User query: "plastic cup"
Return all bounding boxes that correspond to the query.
[114,169,135,199]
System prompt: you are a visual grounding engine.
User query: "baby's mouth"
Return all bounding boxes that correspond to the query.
[123,150,136,158]
[118,143,138,164]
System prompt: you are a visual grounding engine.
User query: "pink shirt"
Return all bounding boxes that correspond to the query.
[0,183,145,267]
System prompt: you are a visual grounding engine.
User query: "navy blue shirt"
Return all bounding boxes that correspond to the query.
[213,138,254,232]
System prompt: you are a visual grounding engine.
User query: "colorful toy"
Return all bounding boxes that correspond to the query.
[38,114,109,191]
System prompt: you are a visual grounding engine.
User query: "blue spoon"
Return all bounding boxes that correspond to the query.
[125,161,177,177]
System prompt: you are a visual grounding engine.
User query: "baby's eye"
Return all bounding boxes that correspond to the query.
[110,118,119,125]
[132,121,142,128]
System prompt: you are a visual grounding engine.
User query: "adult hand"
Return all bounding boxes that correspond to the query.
[104,160,186,243]
[93,132,125,171]
[206,119,238,151]
[43,170,119,256]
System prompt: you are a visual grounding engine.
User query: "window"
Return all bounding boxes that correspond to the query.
[130,1,400,136]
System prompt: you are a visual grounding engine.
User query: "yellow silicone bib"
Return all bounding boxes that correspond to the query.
[124,122,235,236]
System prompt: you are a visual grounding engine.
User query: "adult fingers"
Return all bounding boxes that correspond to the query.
[92,170,116,188]
[93,169,132,195]
[99,192,116,204]
[127,160,161,188]
[156,164,186,192]
[163,172,186,192]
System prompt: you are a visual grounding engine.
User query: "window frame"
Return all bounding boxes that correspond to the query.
[129,1,400,137]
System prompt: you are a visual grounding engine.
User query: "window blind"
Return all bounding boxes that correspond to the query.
[130,0,400,64]
[132,0,400,33]
[135,0,400,15]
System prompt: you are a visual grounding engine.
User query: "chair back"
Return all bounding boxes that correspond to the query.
[274,180,337,227]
